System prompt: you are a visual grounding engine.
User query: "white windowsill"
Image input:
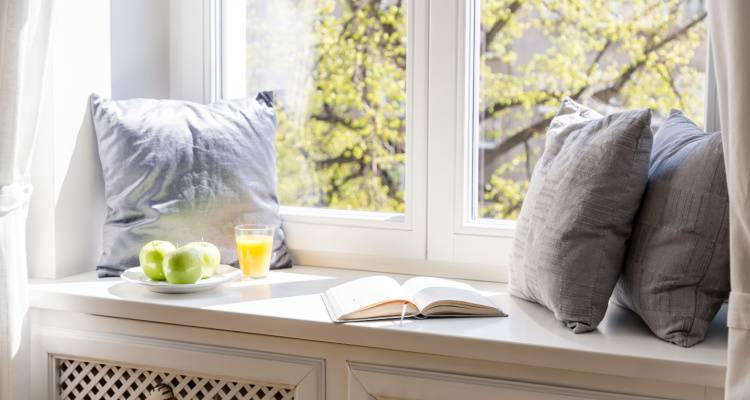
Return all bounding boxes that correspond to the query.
[29,266,727,388]
[280,206,408,229]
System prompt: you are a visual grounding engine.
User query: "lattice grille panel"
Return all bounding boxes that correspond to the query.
[56,358,294,400]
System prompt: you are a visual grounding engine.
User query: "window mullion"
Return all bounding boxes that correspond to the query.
[425,0,466,263]
[425,0,513,277]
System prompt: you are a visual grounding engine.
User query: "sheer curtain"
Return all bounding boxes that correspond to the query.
[707,1,750,398]
[0,0,54,398]
[245,0,316,123]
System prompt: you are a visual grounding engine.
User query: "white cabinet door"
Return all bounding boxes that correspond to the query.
[34,327,324,400]
[347,362,669,400]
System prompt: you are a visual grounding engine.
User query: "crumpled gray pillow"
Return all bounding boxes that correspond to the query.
[509,98,652,333]
[613,109,730,347]
[90,93,292,277]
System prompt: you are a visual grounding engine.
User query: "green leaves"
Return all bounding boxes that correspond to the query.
[261,0,705,218]
[477,0,706,219]
[266,0,407,212]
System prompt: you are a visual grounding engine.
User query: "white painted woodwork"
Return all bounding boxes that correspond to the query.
[24,3,726,398]
[347,362,674,400]
[33,323,323,399]
[55,358,295,400]
[29,266,726,399]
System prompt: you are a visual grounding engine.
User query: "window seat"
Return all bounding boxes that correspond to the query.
[29,266,727,392]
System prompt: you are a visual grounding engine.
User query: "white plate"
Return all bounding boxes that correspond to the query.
[121,264,241,294]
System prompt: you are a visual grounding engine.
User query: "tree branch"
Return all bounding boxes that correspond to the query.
[481,117,552,164]
[480,91,558,122]
[313,154,361,167]
[483,1,523,49]
[310,104,360,131]
[482,10,706,164]
[658,67,686,111]
[594,11,706,103]
[479,40,610,122]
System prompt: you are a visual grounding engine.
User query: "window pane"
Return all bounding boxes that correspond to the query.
[245,0,407,213]
[475,0,707,220]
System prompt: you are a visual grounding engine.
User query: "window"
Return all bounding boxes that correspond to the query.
[180,0,713,281]
[472,0,709,221]
[220,0,428,272]
[241,0,408,214]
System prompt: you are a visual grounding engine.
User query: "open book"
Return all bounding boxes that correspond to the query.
[322,276,507,322]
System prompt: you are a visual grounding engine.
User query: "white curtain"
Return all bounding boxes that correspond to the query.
[707,1,750,398]
[0,0,53,398]
[245,0,316,124]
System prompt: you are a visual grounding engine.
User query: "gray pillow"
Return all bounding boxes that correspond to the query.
[509,98,652,333]
[90,93,292,277]
[613,110,730,347]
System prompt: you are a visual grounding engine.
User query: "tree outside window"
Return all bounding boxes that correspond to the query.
[245,0,707,219]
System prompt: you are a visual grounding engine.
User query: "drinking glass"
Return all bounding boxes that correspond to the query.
[234,224,275,279]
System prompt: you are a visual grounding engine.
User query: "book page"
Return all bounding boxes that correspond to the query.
[402,277,502,316]
[323,276,417,321]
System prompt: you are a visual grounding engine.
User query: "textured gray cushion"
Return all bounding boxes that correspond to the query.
[90,93,292,277]
[509,98,652,333]
[613,110,730,347]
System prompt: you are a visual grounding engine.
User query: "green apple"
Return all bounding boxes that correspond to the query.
[163,247,204,284]
[139,240,176,281]
[183,241,221,278]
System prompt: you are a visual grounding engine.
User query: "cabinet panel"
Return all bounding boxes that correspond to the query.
[34,327,324,400]
[347,362,670,400]
[30,310,714,400]
[55,357,294,400]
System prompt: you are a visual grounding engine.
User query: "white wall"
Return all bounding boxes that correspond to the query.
[111,0,170,99]
[169,0,212,103]
[27,0,172,278]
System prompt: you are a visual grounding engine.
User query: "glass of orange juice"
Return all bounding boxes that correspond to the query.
[234,224,275,279]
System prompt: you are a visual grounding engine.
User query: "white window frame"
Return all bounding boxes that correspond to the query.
[171,0,717,283]
[425,0,515,274]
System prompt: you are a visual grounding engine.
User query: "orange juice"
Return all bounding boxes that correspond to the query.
[236,235,274,278]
